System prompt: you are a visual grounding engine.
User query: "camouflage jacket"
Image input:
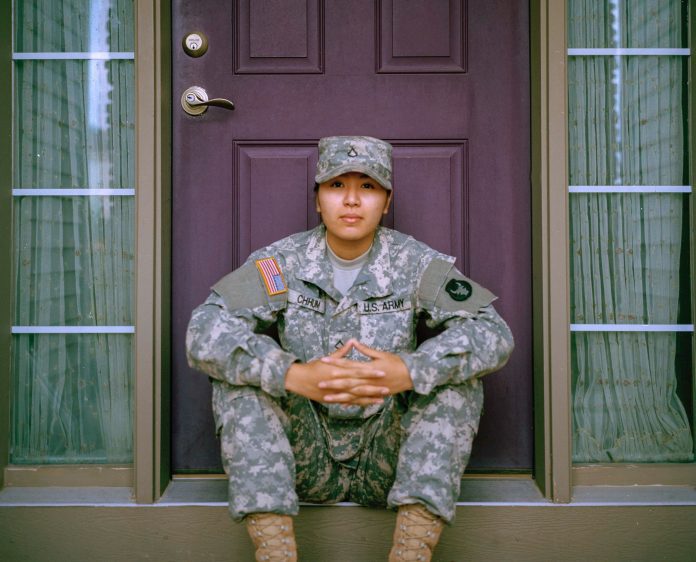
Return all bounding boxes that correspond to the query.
[186,225,514,418]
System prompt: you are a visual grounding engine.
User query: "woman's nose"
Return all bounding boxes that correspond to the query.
[344,186,360,206]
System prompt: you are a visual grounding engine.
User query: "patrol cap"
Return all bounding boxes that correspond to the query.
[315,136,393,191]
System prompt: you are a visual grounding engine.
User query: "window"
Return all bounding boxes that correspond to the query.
[567,0,694,464]
[10,0,135,465]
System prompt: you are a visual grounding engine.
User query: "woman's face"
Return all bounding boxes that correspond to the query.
[316,172,392,258]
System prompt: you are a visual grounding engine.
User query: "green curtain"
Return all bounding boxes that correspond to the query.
[11,0,135,464]
[568,0,692,462]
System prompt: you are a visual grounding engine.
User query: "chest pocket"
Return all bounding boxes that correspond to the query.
[281,288,327,361]
[358,295,415,351]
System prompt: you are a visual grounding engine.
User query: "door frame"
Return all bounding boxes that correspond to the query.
[134,0,173,500]
[128,0,567,504]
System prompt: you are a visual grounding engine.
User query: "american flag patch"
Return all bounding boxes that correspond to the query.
[255,257,287,296]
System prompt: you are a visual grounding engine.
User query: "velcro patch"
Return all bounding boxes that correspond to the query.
[255,257,287,296]
[288,289,325,313]
[359,297,411,314]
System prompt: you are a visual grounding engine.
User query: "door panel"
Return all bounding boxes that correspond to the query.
[172,0,532,472]
[236,0,323,73]
[379,0,466,72]
[236,144,321,260]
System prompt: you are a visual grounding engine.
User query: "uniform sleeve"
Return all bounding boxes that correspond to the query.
[397,258,514,395]
[185,260,297,397]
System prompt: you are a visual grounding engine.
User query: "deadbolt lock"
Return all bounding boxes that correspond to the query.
[182,32,208,57]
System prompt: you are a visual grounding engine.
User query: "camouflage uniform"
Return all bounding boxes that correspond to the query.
[186,224,514,523]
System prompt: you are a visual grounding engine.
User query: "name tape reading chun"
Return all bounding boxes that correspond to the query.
[289,289,325,313]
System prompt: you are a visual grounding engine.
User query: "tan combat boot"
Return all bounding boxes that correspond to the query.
[245,513,298,561]
[388,504,445,562]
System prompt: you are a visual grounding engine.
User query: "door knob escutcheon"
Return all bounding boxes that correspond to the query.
[181,86,235,116]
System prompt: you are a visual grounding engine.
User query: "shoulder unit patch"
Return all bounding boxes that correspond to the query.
[255,257,287,296]
[445,278,472,301]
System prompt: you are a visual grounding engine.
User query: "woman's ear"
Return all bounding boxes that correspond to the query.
[314,183,322,213]
[383,191,393,214]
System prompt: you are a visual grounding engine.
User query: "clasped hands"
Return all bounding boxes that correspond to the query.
[284,339,413,406]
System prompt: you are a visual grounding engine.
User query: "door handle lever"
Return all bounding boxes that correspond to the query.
[181,86,235,116]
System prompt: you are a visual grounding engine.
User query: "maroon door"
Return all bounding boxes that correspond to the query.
[172,0,532,472]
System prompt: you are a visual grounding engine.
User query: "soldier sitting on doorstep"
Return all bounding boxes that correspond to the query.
[186,135,514,561]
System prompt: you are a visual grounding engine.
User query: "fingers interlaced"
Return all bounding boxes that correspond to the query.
[323,393,384,406]
[321,379,390,404]
[321,358,385,378]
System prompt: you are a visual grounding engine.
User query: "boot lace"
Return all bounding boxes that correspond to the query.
[247,514,297,561]
[390,505,443,562]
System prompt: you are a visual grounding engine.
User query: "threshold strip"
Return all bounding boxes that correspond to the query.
[4,500,696,508]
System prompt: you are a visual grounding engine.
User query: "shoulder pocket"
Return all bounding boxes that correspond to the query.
[212,260,288,311]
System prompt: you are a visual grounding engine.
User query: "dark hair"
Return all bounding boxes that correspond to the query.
[313,182,319,193]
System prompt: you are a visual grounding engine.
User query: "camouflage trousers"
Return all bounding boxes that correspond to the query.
[212,378,483,524]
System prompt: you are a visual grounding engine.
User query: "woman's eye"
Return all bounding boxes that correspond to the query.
[361,183,375,190]
[330,181,343,188]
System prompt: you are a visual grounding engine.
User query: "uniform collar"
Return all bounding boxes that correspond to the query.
[295,225,394,301]
[295,225,341,301]
[350,227,393,300]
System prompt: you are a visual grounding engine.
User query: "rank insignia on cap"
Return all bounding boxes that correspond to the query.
[255,257,287,296]
[445,278,472,301]
[347,146,358,157]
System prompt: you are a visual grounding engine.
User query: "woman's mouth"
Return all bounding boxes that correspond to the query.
[339,214,362,224]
